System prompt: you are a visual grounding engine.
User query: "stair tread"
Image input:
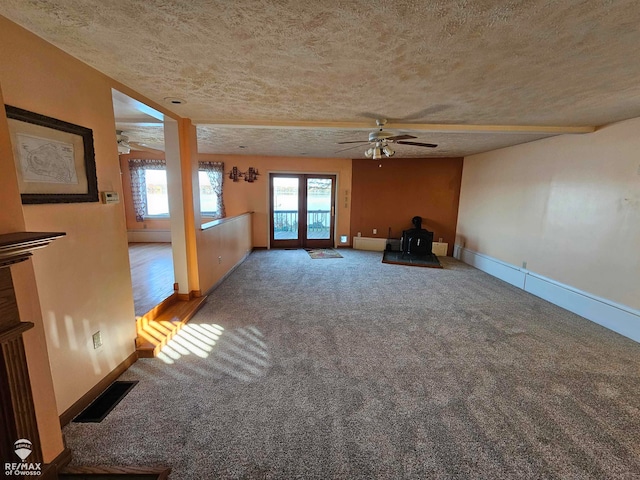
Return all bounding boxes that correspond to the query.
[62,466,170,473]
[60,465,171,479]
[135,296,207,357]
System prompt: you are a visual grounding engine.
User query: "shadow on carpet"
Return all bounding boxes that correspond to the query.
[382,250,442,268]
[305,248,343,259]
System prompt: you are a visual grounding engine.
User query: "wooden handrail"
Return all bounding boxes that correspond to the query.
[200,211,252,231]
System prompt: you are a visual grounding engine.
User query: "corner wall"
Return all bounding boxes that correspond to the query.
[0,17,140,416]
[0,82,64,463]
[351,157,463,255]
[456,118,640,331]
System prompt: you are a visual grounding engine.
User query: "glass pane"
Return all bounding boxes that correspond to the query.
[273,177,299,240]
[198,170,219,215]
[307,178,332,240]
[146,169,169,216]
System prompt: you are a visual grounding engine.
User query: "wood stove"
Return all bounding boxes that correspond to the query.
[401,216,433,257]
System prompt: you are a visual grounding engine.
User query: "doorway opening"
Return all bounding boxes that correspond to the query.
[270,174,336,249]
[112,89,187,317]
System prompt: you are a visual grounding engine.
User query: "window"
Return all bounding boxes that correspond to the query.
[145,169,169,216]
[128,159,225,222]
[128,159,168,222]
[199,171,219,215]
[199,161,225,219]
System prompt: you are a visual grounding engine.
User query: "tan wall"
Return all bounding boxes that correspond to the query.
[0,83,64,463]
[351,157,463,255]
[0,17,139,415]
[199,154,353,248]
[457,117,640,310]
[197,213,253,293]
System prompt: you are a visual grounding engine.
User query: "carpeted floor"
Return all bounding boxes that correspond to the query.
[64,249,640,479]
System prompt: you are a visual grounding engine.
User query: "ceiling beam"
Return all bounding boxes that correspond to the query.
[192,119,595,135]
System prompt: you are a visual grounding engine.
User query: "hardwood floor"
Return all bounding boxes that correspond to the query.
[128,243,174,316]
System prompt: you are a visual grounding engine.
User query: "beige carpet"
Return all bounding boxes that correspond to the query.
[64,249,640,479]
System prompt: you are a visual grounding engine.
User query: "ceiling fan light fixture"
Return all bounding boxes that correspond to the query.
[382,145,395,157]
[116,130,131,154]
[372,147,382,160]
[364,147,374,158]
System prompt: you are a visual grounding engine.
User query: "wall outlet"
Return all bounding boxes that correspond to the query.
[92,331,102,349]
[373,228,377,235]
[357,232,361,237]
[218,256,222,264]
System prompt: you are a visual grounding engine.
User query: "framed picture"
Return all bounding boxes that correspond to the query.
[5,105,98,204]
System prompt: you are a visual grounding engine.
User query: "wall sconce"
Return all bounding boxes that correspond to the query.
[228,166,260,182]
[228,166,242,182]
[244,167,259,183]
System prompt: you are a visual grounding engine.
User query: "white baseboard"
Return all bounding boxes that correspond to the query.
[456,246,526,288]
[454,245,640,343]
[127,230,172,243]
[353,236,387,251]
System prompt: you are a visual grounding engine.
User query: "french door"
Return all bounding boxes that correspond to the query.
[270,174,336,249]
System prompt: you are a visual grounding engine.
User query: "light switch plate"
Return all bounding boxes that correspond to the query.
[101,191,120,204]
[92,331,102,349]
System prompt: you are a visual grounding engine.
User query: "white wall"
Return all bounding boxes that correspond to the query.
[457,117,640,314]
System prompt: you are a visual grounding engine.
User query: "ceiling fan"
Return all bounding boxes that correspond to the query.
[116,130,164,154]
[336,119,437,158]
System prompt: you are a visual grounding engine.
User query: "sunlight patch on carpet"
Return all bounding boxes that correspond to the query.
[157,324,271,381]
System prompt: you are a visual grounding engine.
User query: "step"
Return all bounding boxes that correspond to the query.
[60,465,170,479]
[136,295,207,358]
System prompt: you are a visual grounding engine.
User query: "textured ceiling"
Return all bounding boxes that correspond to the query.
[2,0,640,158]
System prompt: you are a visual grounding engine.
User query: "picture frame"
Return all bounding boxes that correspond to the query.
[5,105,98,204]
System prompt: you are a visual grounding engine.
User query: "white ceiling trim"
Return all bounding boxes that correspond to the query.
[193,119,595,136]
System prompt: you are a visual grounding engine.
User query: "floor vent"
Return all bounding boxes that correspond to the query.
[73,381,138,423]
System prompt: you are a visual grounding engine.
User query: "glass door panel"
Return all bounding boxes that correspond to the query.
[270,174,335,249]
[271,175,300,248]
[306,178,332,241]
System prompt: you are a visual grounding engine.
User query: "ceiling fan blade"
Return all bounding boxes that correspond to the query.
[335,144,368,154]
[396,141,438,148]
[401,105,452,121]
[387,134,417,141]
[358,112,385,120]
[337,140,369,145]
[129,141,165,153]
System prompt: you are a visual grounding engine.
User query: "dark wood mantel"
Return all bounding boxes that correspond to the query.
[0,231,66,268]
[0,231,64,477]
